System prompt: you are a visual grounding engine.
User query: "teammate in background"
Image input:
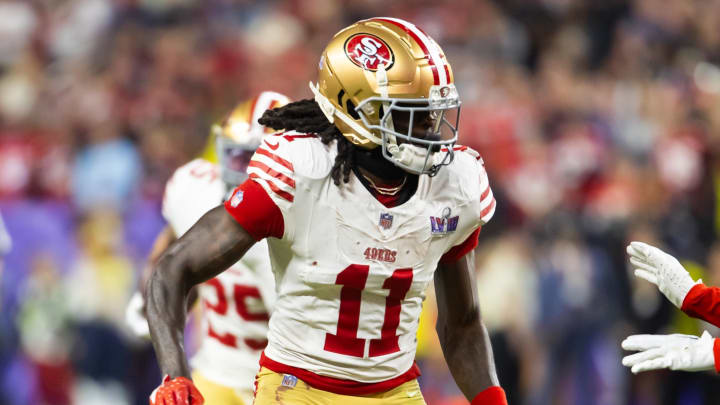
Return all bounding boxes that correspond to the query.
[621,241,720,374]
[126,91,290,405]
[147,18,507,405]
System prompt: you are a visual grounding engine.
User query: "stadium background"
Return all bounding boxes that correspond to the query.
[2,0,720,404]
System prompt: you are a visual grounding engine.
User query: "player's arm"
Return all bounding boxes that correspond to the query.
[434,251,507,405]
[146,205,257,379]
[125,225,177,337]
[143,225,177,295]
[680,284,720,327]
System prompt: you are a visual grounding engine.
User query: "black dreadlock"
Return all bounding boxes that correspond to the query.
[258,99,354,185]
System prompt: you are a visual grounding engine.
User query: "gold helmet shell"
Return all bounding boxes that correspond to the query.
[310,17,461,175]
[211,91,290,186]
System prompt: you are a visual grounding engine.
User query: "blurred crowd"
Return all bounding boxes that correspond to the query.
[2,0,720,404]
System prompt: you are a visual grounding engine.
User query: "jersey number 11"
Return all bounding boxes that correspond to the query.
[324,264,413,358]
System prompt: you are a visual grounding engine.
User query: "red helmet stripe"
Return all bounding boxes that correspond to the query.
[372,17,448,86]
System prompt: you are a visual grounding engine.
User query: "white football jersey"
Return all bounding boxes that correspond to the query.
[162,158,275,390]
[243,133,495,383]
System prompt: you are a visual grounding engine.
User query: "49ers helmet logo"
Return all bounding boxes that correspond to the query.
[344,34,394,71]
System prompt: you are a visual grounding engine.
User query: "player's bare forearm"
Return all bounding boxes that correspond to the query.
[140,225,176,297]
[434,252,499,400]
[146,205,257,378]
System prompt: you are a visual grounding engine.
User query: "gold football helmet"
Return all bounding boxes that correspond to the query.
[212,91,290,185]
[310,17,460,175]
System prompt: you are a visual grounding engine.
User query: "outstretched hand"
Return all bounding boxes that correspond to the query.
[627,241,698,308]
[621,331,716,374]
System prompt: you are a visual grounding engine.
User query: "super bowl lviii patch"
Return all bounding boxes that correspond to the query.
[430,207,458,236]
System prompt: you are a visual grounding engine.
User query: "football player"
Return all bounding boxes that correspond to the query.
[621,241,720,374]
[146,18,507,405]
[127,91,290,405]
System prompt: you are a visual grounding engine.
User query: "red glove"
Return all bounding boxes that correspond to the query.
[471,386,507,405]
[149,375,204,405]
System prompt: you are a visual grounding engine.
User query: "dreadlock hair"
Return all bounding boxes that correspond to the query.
[258,99,355,185]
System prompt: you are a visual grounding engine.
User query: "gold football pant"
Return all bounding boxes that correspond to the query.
[253,367,427,405]
[191,371,252,405]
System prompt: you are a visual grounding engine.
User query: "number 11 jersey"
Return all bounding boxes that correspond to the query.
[224,132,495,389]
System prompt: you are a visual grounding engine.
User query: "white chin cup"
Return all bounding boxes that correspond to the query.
[387,143,431,175]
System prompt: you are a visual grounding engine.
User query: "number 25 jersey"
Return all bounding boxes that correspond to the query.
[224,132,495,385]
[163,158,276,391]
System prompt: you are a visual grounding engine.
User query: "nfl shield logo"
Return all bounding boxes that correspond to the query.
[230,191,244,207]
[379,213,393,229]
[281,374,297,388]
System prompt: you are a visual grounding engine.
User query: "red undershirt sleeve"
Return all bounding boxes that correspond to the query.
[439,227,481,264]
[681,284,720,328]
[224,179,284,241]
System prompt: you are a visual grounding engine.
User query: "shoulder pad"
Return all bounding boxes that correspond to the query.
[248,132,334,205]
[442,145,482,162]
[434,145,495,224]
[162,159,225,235]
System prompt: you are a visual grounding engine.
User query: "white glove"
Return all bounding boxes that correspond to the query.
[125,291,150,337]
[622,331,716,373]
[627,241,699,308]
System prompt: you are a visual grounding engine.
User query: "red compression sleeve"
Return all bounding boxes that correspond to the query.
[224,179,284,240]
[471,386,508,405]
[681,284,720,328]
[439,227,481,264]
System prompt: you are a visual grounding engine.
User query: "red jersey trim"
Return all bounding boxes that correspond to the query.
[255,147,294,172]
[258,352,421,396]
[480,198,496,219]
[471,386,508,405]
[441,145,468,153]
[440,227,481,264]
[224,180,284,240]
[681,284,720,328]
[481,185,490,201]
[248,160,296,188]
[714,338,720,374]
[249,173,294,202]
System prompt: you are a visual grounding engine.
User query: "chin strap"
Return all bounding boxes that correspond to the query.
[388,143,433,175]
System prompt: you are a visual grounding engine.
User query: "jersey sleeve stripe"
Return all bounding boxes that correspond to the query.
[249,173,294,202]
[480,185,490,201]
[255,148,294,172]
[480,197,496,223]
[247,166,294,193]
[249,160,296,188]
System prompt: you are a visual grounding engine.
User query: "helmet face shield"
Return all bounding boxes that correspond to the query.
[215,133,256,187]
[210,91,291,187]
[355,85,461,175]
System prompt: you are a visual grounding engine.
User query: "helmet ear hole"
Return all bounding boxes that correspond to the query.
[346,99,360,120]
